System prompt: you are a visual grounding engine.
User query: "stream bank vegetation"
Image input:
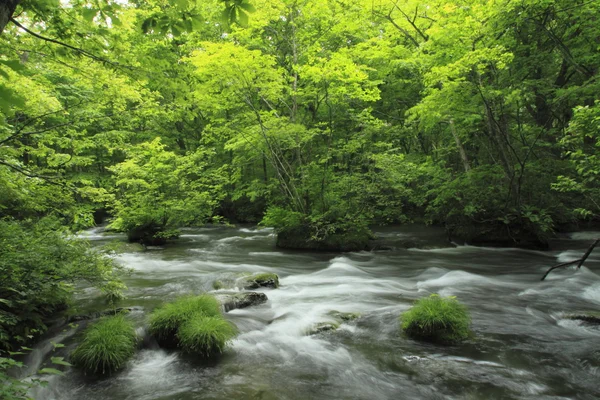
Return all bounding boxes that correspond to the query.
[1,0,599,395]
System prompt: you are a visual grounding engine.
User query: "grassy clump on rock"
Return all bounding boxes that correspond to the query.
[178,316,237,355]
[71,315,138,375]
[401,294,471,344]
[148,295,221,342]
[148,294,236,355]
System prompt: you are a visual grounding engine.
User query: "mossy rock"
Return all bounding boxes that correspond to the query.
[400,294,471,344]
[238,273,280,290]
[306,321,340,335]
[328,310,360,322]
[71,315,138,375]
[215,291,269,312]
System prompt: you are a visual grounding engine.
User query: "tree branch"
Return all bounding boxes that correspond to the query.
[9,17,131,70]
[541,239,599,280]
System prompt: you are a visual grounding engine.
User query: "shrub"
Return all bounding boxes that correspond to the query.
[148,295,222,342]
[71,315,138,375]
[400,294,471,344]
[177,316,237,355]
[0,218,126,351]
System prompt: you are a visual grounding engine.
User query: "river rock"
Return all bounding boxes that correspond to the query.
[237,273,280,290]
[565,312,600,325]
[215,291,268,312]
[328,310,360,321]
[307,322,340,335]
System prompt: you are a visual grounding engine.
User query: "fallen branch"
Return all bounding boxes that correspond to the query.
[541,239,599,281]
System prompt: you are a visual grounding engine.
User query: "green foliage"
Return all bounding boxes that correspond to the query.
[401,294,471,344]
[71,315,138,375]
[148,295,222,342]
[148,295,236,355]
[0,356,31,400]
[0,218,126,350]
[109,139,225,244]
[177,315,237,356]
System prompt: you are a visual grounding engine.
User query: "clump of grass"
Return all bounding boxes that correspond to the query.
[177,316,237,355]
[148,294,237,355]
[148,295,221,341]
[400,294,471,344]
[71,315,138,375]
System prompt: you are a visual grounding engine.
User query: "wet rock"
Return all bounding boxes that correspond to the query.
[328,310,360,322]
[306,322,340,335]
[565,312,600,325]
[214,291,268,312]
[67,307,142,323]
[238,273,280,290]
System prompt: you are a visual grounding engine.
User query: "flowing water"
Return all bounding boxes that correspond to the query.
[27,225,600,400]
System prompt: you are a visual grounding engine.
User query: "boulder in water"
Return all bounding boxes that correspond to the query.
[215,291,269,312]
[238,273,280,289]
[306,321,340,335]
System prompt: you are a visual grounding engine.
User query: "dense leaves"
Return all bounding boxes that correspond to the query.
[0,1,599,390]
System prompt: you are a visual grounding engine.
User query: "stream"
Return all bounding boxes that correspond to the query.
[27,225,600,400]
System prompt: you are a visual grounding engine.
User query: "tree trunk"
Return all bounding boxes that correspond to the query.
[449,119,470,172]
[0,0,20,34]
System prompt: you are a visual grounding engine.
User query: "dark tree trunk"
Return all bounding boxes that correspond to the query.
[0,0,20,34]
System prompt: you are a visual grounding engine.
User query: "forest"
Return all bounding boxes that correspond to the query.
[1,0,599,398]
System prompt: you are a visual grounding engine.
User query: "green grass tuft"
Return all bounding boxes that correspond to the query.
[177,316,237,355]
[148,295,221,341]
[400,294,471,344]
[71,315,137,375]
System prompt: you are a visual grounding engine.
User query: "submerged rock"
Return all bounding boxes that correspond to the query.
[238,273,280,290]
[307,321,340,335]
[215,291,269,312]
[565,312,600,325]
[328,310,360,322]
[306,311,360,335]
